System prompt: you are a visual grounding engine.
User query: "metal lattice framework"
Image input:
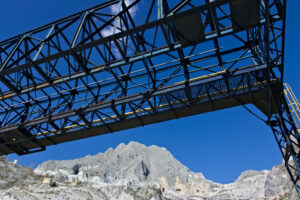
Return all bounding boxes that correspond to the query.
[0,0,299,196]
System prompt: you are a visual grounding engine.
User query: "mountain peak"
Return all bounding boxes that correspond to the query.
[29,142,297,199]
[35,141,191,186]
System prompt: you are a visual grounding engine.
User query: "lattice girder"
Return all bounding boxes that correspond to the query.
[1,0,299,197]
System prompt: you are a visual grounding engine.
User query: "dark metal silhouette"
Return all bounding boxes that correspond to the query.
[0,0,299,196]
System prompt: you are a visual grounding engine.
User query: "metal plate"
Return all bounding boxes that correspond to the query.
[230,0,260,31]
[173,12,205,46]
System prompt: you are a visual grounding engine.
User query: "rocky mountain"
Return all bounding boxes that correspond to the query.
[0,142,298,200]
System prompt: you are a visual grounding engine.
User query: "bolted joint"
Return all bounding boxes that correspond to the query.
[70,89,78,95]
[121,74,131,81]
[266,120,279,127]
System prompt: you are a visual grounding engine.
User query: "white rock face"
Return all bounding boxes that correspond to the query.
[0,142,298,199]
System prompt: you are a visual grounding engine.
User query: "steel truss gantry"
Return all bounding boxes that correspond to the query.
[0,0,299,196]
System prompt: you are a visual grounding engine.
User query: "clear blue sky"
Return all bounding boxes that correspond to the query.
[1,0,300,184]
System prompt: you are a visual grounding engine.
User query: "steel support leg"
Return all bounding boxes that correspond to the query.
[268,87,300,197]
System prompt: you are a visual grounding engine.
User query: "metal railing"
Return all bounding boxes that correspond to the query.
[284,83,300,129]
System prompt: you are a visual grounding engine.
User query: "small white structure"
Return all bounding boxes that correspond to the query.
[159,176,168,192]
[43,177,52,184]
[68,175,79,186]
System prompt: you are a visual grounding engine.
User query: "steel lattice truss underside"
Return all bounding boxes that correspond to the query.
[1,0,300,196]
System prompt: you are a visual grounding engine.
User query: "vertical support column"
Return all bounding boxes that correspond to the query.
[249,0,299,196]
[268,89,300,197]
[158,0,164,19]
[113,0,123,34]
